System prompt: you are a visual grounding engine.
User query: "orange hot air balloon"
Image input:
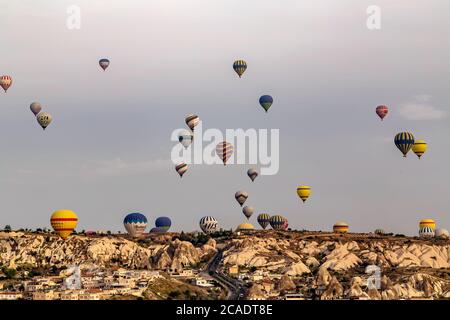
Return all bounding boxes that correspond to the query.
[50,209,78,239]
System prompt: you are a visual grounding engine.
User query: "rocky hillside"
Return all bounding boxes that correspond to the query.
[0,232,217,271]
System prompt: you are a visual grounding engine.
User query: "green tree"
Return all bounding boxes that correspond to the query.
[4,225,12,232]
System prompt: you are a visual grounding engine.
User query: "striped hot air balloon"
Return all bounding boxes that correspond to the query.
[199,216,218,234]
[155,216,171,232]
[333,222,349,234]
[0,75,12,92]
[376,105,389,121]
[123,213,148,237]
[50,209,78,239]
[374,229,385,235]
[233,60,247,78]
[412,140,427,159]
[185,114,200,131]
[419,219,436,230]
[175,163,188,178]
[257,214,271,230]
[394,132,415,157]
[296,186,311,203]
[270,215,286,230]
[99,58,110,71]
[419,226,435,238]
[235,191,248,207]
[216,141,233,165]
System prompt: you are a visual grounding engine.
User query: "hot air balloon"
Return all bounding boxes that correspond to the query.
[150,227,164,233]
[419,226,435,238]
[50,209,78,239]
[236,223,254,231]
[199,216,218,234]
[235,191,248,207]
[242,206,254,219]
[270,215,286,230]
[216,141,233,165]
[259,95,273,113]
[99,58,110,71]
[175,163,188,178]
[394,132,415,157]
[0,75,12,93]
[282,219,289,231]
[419,219,436,230]
[185,114,200,131]
[247,168,258,182]
[376,105,389,121]
[178,129,193,149]
[155,216,172,232]
[412,140,427,159]
[297,186,311,203]
[123,213,148,237]
[435,228,449,239]
[233,60,247,78]
[333,222,349,234]
[257,214,271,230]
[374,229,385,235]
[30,102,42,116]
[37,112,52,130]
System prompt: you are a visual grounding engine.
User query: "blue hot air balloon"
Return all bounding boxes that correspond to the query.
[123,213,148,237]
[259,95,273,113]
[155,216,172,232]
[150,227,165,233]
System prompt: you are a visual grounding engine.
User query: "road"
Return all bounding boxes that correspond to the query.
[201,249,247,300]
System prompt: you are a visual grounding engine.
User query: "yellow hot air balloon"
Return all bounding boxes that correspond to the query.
[50,209,78,239]
[333,221,349,234]
[419,219,436,230]
[296,186,311,203]
[412,140,427,159]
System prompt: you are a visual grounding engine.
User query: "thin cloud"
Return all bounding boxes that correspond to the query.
[399,95,446,120]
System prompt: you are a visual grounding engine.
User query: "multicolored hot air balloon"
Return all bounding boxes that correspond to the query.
[123,213,148,237]
[376,105,389,121]
[199,216,218,234]
[175,162,188,178]
[419,226,435,238]
[237,223,254,231]
[419,219,436,230]
[155,216,171,232]
[185,114,200,131]
[235,191,248,207]
[297,186,311,203]
[37,112,52,130]
[282,219,289,231]
[394,132,415,157]
[412,140,427,159]
[333,222,349,234]
[257,214,271,230]
[99,58,110,71]
[270,215,286,230]
[259,95,273,113]
[233,60,247,78]
[216,141,233,165]
[0,75,12,93]
[247,168,258,182]
[30,102,42,116]
[50,209,78,239]
[242,206,254,220]
[178,129,193,149]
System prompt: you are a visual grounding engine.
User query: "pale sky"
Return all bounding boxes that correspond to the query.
[0,1,449,235]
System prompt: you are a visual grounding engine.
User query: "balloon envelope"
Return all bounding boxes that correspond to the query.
[412,140,427,159]
[235,191,249,207]
[155,216,172,232]
[259,95,273,112]
[99,58,110,70]
[30,102,42,116]
[296,186,311,203]
[50,209,78,239]
[185,114,200,131]
[233,60,247,78]
[394,132,415,157]
[199,216,218,234]
[178,130,193,149]
[269,215,286,230]
[123,213,148,237]
[247,168,258,182]
[242,206,254,219]
[216,141,233,165]
[175,163,188,178]
[257,214,271,229]
[376,105,389,121]
[37,112,52,130]
[0,75,12,92]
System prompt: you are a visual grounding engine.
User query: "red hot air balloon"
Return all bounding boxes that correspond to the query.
[376,105,389,121]
[0,75,12,93]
